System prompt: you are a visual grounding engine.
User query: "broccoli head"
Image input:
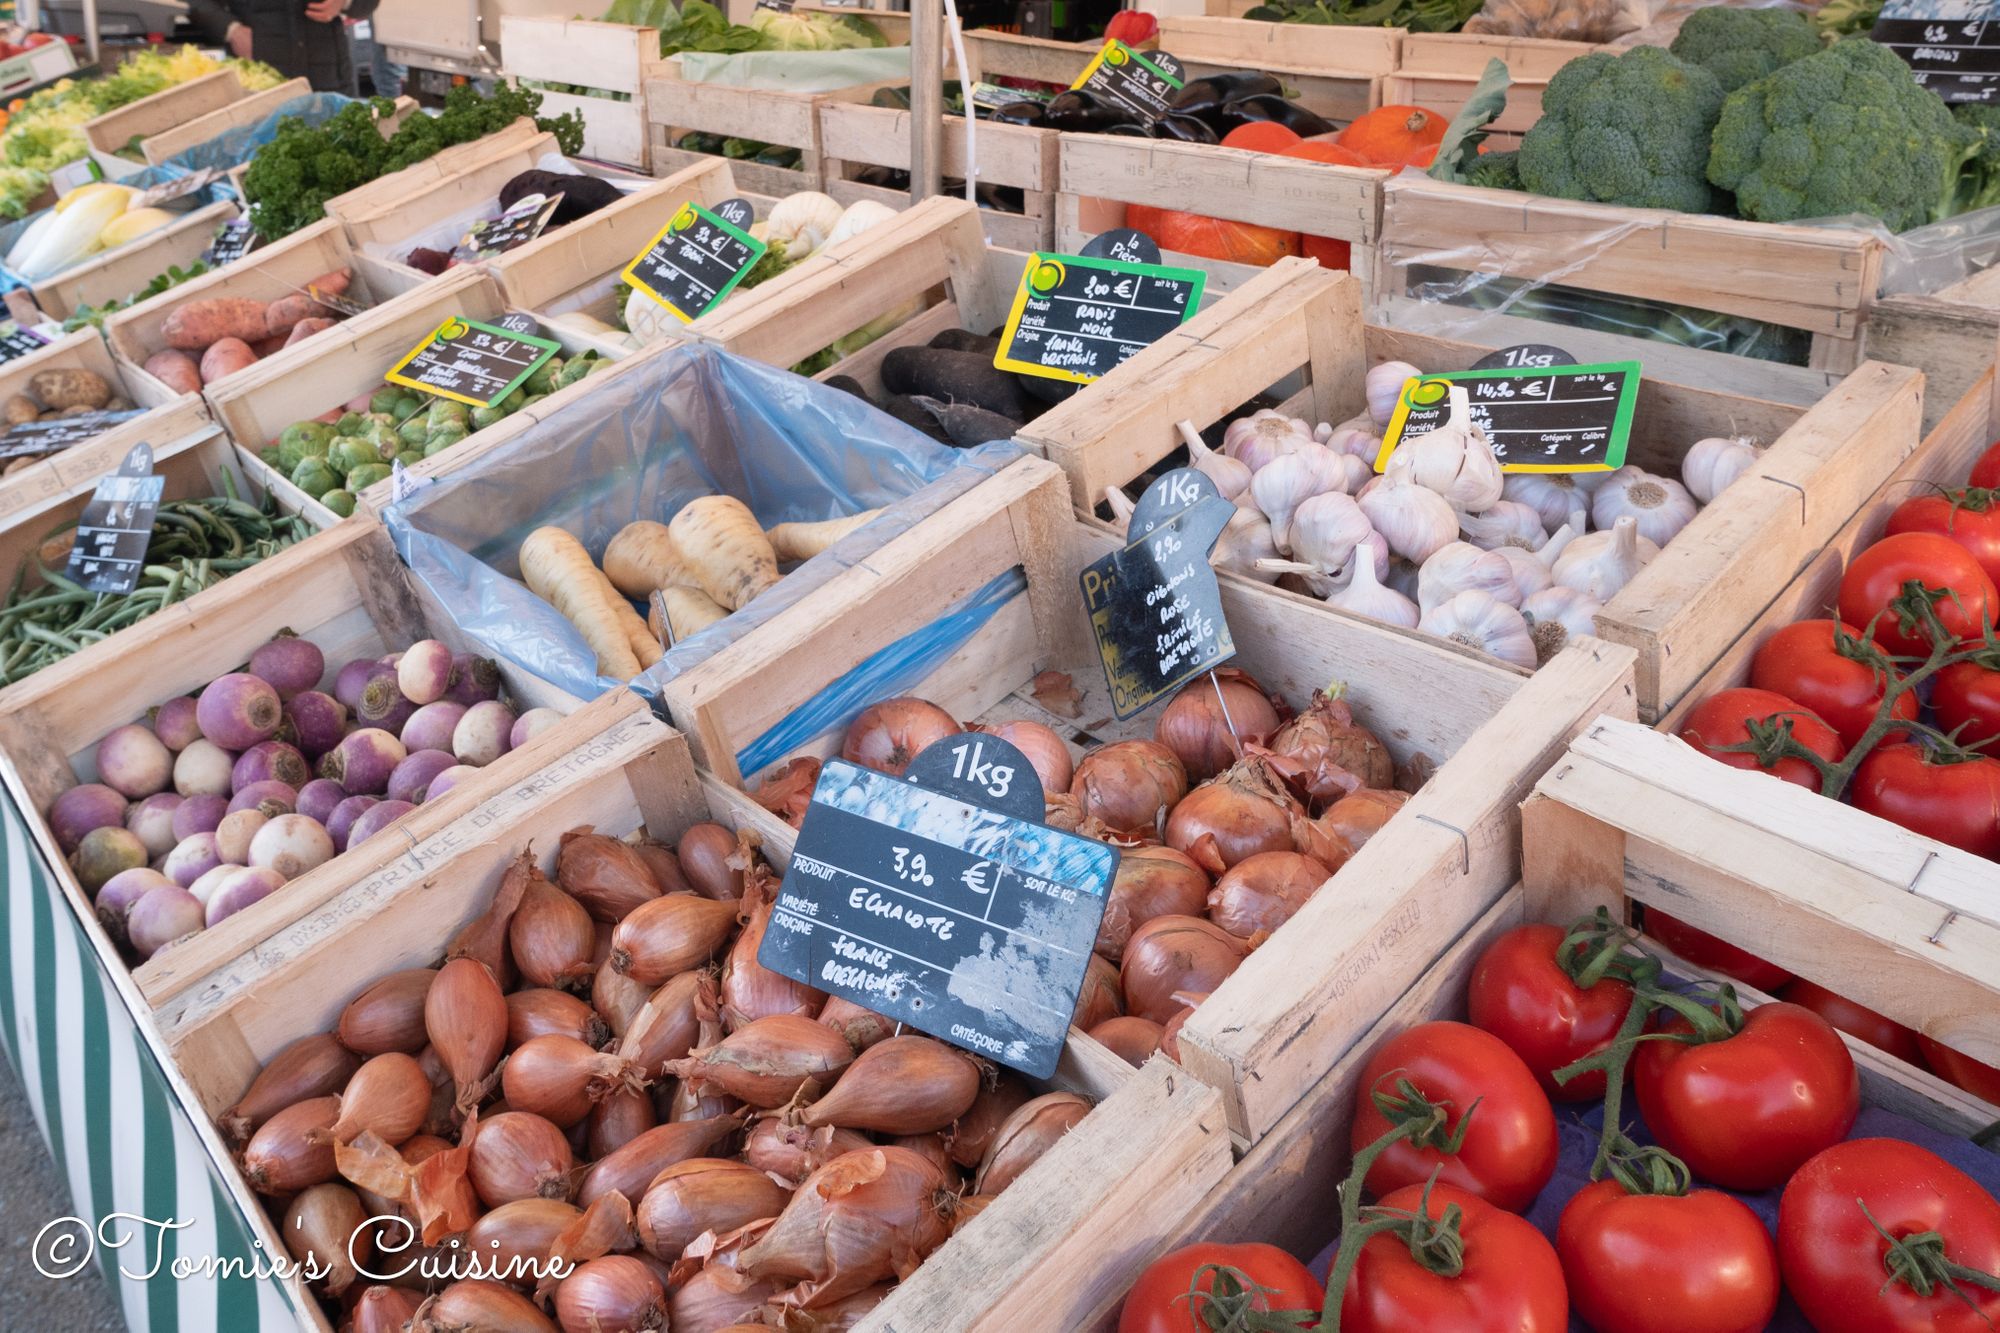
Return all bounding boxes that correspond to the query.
[1517,47,1727,213]
[1709,38,1983,232]
[1464,148,1522,191]
[1952,102,2000,213]
[1669,6,1822,94]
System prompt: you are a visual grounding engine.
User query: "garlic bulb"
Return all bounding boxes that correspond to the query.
[1458,501,1548,552]
[1325,426,1380,461]
[1178,420,1250,500]
[1552,516,1659,601]
[1419,591,1537,670]
[1223,410,1314,472]
[1251,447,1351,552]
[1366,361,1421,426]
[1358,471,1456,564]
[1521,587,1603,666]
[1503,472,1602,534]
[1261,491,1373,595]
[1590,466,1697,547]
[1325,554,1418,628]
[1682,435,1764,505]
[1536,518,1582,568]
[1331,454,1373,494]
[1384,557,1420,601]
[1212,506,1281,583]
[1384,389,1504,511]
[1418,540,1520,612]
[1492,546,1553,602]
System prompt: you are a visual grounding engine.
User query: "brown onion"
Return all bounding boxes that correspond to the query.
[352,1285,424,1333]
[887,1131,956,1177]
[448,853,530,991]
[576,1114,743,1210]
[1165,753,1302,873]
[618,968,716,1077]
[465,1199,582,1289]
[786,1284,894,1328]
[327,1051,430,1146]
[1269,687,1393,807]
[284,1182,370,1296]
[587,1087,656,1160]
[974,1091,1092,1195]
[1069,740,1187,835]
[841,697,959,776]
[946,1073,1033,1168]
[676,822,748,901]
[627,835,691,895]
[1119,915,1245,1023]
[635,1158,791,1261]
[667,1014,855,1107]
[218,1033,360,1145]
[1161,1001,1202,1061]
[1208,850,1333,941]
[664,1062,740,1124]
[743,1117,871,1188]
[609,893,738,985]
[800,1035,981,1134]
[1089,1015,1165,1067]
[510,864,598,992]
[469,1111,575,1206]
[240,1094,340,1196]
[952,1194,995,1234]
[1317,787,1409,850]
[427,958,508,1113]
[556,828,663,923]
[508,988,611,1050]
[667,1266,780,1333]
[502,1035,648,1129]
[339,968,437,1055]
[553,1255,666,1333]
[416,1045,459,1139]
[817,996,895,1053]
[721,877,824,1030]
[751,756,820,829]
[1071,951,1125,1031]
[416,1280,557,1332]
[739,1146,955,1305]
[978,719,1073,795]
[1155,668,1284,782]
[592,957,654,1041]
[1095,846,1210,962]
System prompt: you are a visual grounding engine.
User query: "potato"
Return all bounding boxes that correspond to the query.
[56,405,95,417]
[199,338,258,385]
[160,297,269,351]
[4,394,39,425]
[29,369,110,411]
[143,349,201,396]
[105,395,132,412]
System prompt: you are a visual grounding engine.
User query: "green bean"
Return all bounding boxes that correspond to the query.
[19,622,81,652]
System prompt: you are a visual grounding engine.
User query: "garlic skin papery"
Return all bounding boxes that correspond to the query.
[1259,491,1374,595]
[1521,587,1603,666]
[1213,507,1281,583]
[1552,516,1660,601]
[1418,540,1520,612]
[1331,454,1373,494]
[1537,518,1583,568]
[1419,591,1538,670]
[1503,471,1603,534]
[1223,410,1315,471]
[1358,471,1457,564]
[1492,546,1554,603]
[1179,420,1251,500]
[1590,466,1697,547]
[1366,361,1421,426]
[1682,435,1764,504]
[1326,554,1418,628]
[1458,501,1548,552]
[1325,426,1380,462]
[1251,446,1351,552]
[1384,388,1505,511]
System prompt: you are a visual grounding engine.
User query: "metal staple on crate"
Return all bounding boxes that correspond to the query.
[1415,813,1470,873]
[1926,910,1958,946]
[1759,473,1807,526]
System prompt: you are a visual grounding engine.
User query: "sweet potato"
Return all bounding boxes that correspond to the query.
[161,297,269,351]
[199,338,258,385]
[283,316,337,348]
[264,293,334,339]
[143,349,201,396]
[250,334,287,358]
[306,267,351,296]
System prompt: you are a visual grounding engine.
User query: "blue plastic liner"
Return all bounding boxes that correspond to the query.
[383,340,1022,709]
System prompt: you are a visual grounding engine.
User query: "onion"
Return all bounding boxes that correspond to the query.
[554,1255,665,1333]
[352,1286,424,1333]
[1068,740,1188,836]
[575,1114,744,1210]
[818,996,895,1054]
[586,1087,656,1160]
[667,1014,854,1108]
[451,854,529,991]
[743,1117,871,1188]
[1162,1000,1202,1061]
[635,1158,791,1261]
[327,1051,431,1146]
[592,956,654,1043]
[608,893,738,985]
[219,1033,361,1145]
[243,1095,340,1194]
[1165,753,1302,873]
[426,958,507,1112]
[509,864,597,992]
[973,1091,1093,1195]
[977,720,1072,796]
[464,1199,582,1289]
[626,835,690,894]
[1208,850,1334,941]
[720,876,824,1030]
[1095,846,1209,961]
[954,1195,995,1234]
[618,968,716,1078]
[749,756,819,828]
[841,697,959,776]
[674,822,747,901]
[1089,1015,1165,1067]
[739,1147,955,1306]
[799,1035,982,1134]
[555,827,663,922]
[469,1111,575,1206]
[339,968,437,1055]
[283,1182,370,1296]
[946,1073,1034,1168]
[668,1266,780,1333]
[888,1131,957,1178]
[1155,669,1284,782]
[507,989,610,1050]
[1072,952,1124,1031]
[500,1035,646,1129]
[1268,687,1394,809]
[1119,915,1246,1024]
[1317,787,1409,850]
[416,1280,557,1332]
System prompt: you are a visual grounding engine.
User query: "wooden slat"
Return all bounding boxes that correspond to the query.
[499,16,666,96]
[1161,14,1400,76]
[1863,290,2000,433]
[1058,135,1384,243]
[819,101,1059,192]
[82,70,245,156]
[141,78,312,165]
[645,71,827,151]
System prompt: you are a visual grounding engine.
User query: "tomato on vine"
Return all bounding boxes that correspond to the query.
[1838,532,1997,657]
[1120,1242,1323,1333]
[1677,687,1844,790]
[1334,1181,1568,1333]
[1935,658,2000,748]
[1465,919,1642,1101]
[1972,439,2000,490]
[1888,488,2000,587]
[1749,618,1917,748]
[1850,743,2000,858]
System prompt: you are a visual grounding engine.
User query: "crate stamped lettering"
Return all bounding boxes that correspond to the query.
[65,443,162,595]
[385,315,562,409]
[1376,361,1642,474]
[623,197,766,324]
[995,243,1206,385]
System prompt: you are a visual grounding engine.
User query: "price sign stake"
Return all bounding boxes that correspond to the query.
[622,197,767,324]
[451,192,564,263]
[66,443,164,595]
[1374,361,1642,474]
[386,316,562,409]
[993,239,1204,385]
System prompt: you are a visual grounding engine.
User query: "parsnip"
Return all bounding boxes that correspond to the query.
[654,585,727,642]
[764,507,884,562]
[606,576,664,670]
[603,520,688,599]
[668,495,780,611]
[519,527,644,680]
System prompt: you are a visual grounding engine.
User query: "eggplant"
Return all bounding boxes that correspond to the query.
[928,328,1002,355]
[1155,113,1219,144]
[988,100,1048,128]
[1105,122,1154,137]
[1042,89,1144,134]
[1170,71,1281,117]
[881,347,1032,422]
[1220,94,1336,138]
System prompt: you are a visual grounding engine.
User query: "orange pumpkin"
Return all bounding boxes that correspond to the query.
[1126,204,1302,267]
[1301,235,1352,271]
[1336,105,1448,167]
[1279,140,1371,168]
[1221,122,1302,152]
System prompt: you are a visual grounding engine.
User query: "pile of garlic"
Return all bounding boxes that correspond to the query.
[1142,360,1765,670]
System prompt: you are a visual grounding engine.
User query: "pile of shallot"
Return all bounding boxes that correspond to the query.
[219,824,1085,1331]
[49,633,559,965]
[1150,361,1766,669]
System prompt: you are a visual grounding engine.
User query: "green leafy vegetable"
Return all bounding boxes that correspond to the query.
[1426,58,1510,186]
[1517,46,1727,214]
[1240,0,1480,33]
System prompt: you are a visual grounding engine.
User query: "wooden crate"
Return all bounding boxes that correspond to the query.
[1021,257,1924,722]
[500,16,671,170]
[105,218,437,408]
[82,69,247,176]
[1379,173,1887,374]
[644,69,850,197]
[139,77,312,166]
[320,117,547,231]
[158,711,1227,1333]
[23,199,238,323]
[1384,31,1594,143]
[1861,274,2000,434]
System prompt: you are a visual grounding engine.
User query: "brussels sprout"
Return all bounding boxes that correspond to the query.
[369,387,403,414]
[344,463,392,491]
[276,422,333,473]
[322,489,357,518]
[328,438,381,474]
[334,412,366,436]
[390,395,425,424]
[398,415,430,447]
[426,398,470,429]
[259,446,281,468]
[525,357,562,395]
[470,404,506,431]
[393,449,425,470]
[289,456,340,497]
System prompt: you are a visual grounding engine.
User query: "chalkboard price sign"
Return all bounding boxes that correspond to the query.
[66,443,163,595]
[385,316,562,409]
[1872,4,2000,102]
[452,193,563,263]
[202,218,260,268]
[0,326,47,365]
[0,407,143,461]
[1374,361,1641,474]
[1080,467,1238,719]
[1072,40,1186,123]
[622,197,767,324]
[758,738,1119,1080]
[994,250,1205,385]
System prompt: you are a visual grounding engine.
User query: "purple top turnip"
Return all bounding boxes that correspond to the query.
[346,800,416,851]
[445,653,502,707]
[126,885,205,959]
[232,741,309,793]
[228,781,297,819]
[161,832,224,888]
[397,640,454,707]
[400,701,465,754]
[510,707,562,750]
[357,673,417,734]
[197,673,282,751]
[149,696,202,752]
[388,750,456,805]
[170,793,228,842]
[96,724,173,799]
[283,692,348,760]
[214,809,267,864]
[248,632,325,700]
[186,861,240,906]
[318,729,405,796]
[248,814,335,879]
[174,739,235,798]
[205,867,286,927]
[296,779,347,826]
[96,867,174,943]
[125,793,183,858]
[325,796,378,851]
[452,701,517,768]
[333,659,389,713]
[423,765,476,802]
[49,783,128,854]
[73,825,147,892]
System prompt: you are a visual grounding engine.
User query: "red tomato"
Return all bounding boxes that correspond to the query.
[1103,10,1160,44]
[1886,490,2000,587]
[1634,1001,1859,1191]
[1677,687,1844,790]
[1779,1138,2000,1333]
[1972,438,2000,489]
[1838,532,1998,657]
[1643,909,1793,991]
[1918,1035,2000,1104]
[1748,618,1916,748]
[1779,976,1923,1065]
[1465,923,1634,1100]
[1935,660,2000,749]
[1339,1183,1567,1333]
[1348,1021,1558,1213]
[1556,1178,1779,1333]
[1851,744,2000,858]
[1119,1241,1323,1333]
